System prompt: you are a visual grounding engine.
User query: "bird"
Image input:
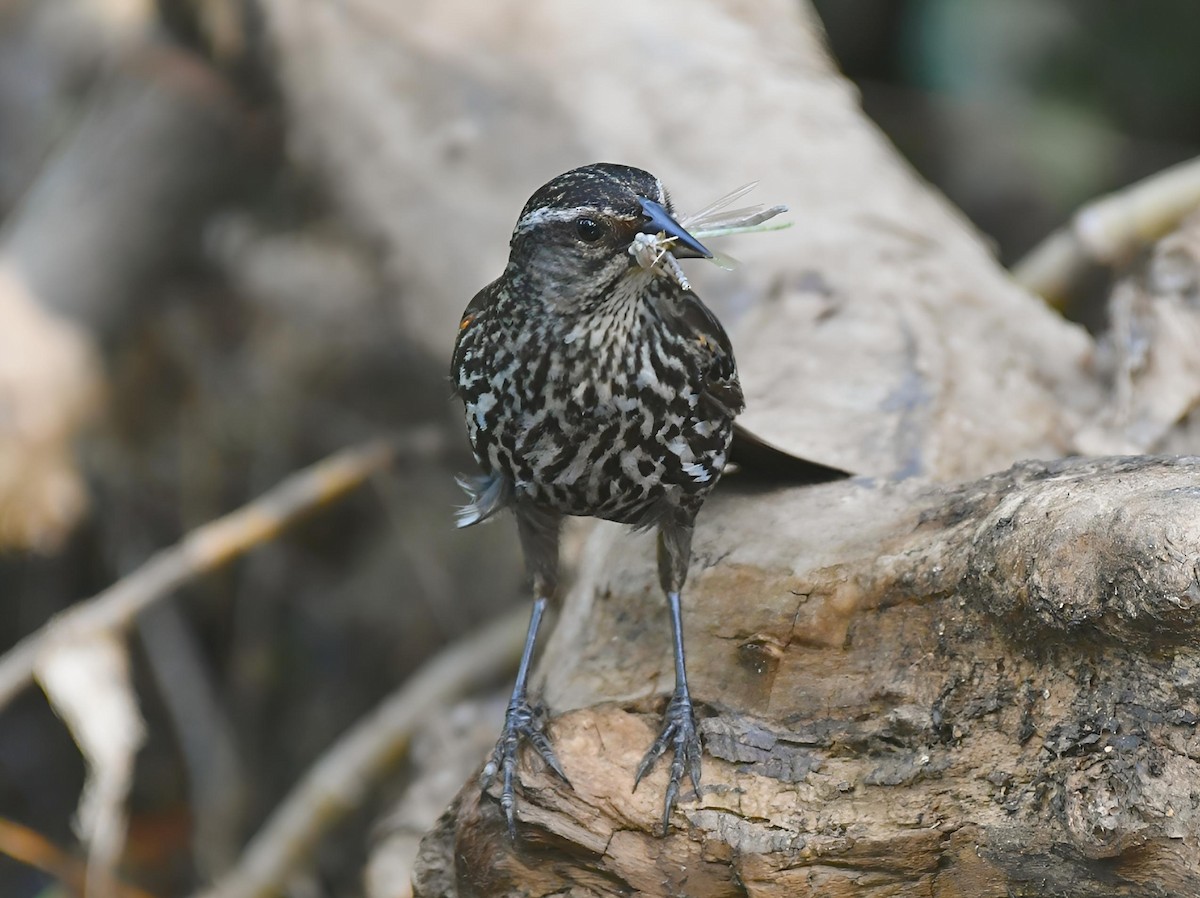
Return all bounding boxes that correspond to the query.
[451,162,744,836]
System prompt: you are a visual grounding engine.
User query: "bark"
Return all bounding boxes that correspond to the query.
[1078,209,1200,456]
[416,456,1200,897]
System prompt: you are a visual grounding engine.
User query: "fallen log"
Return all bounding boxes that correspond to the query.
[417,456,1200,896]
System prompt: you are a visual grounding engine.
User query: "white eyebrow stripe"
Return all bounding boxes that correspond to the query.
[514,205,643,234]
[515,206,586,233]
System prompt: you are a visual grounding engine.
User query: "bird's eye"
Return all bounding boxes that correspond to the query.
[575,217,606,243]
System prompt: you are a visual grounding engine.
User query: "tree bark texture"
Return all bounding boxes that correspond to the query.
[255,0,1200,894]
[411,456,1200,897]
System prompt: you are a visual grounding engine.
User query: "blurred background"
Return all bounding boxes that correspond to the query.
[0,1,1197,895]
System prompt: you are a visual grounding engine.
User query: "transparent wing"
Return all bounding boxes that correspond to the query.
[683,183,789,239]
[672,182,790,275]
[692,214,790,241]
[681,180,753,229]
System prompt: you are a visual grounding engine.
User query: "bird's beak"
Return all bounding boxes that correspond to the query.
[638,198,712,259]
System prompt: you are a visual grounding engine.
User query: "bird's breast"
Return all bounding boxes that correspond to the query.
[457,287,730,523]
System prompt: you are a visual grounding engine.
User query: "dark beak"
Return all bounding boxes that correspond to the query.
[638,198,712,259]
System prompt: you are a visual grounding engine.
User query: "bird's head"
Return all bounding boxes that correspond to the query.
[506,163,711,309]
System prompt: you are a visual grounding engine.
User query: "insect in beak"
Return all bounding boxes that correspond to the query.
[630,185,790,290]
[637,197,713,259]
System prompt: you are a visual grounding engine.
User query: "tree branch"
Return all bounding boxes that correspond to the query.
[193,605,526,898]
[0,815,159,898]
[0,430,443,710]
[420,456,1200,896]
[1013,155,1200,305]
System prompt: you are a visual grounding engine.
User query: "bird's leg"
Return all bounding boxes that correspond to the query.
[482,595,569,835]
[481,505,568,837]
[635,520,701,834]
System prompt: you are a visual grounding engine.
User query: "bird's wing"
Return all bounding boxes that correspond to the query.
[450,280,498,395]
[673,292,745,419]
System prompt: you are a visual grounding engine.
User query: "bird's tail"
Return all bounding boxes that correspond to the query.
[454,472,510,528]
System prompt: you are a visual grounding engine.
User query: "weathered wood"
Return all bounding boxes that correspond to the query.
[1078,209,1200,456]
[418,457,1200,897]
[259,0,1101,482]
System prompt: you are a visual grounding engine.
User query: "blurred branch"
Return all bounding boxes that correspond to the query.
[137,602,246,878]
[1,43,250,336]
[193,603,527,898]
[0,35,255,550]
[0,430,445,710]
[36,633,145,898]
[193,0,249,64]
[0,815,159,898]
[1013,155,1200,305]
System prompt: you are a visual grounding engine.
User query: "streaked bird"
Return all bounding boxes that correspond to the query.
[452,163,744,835]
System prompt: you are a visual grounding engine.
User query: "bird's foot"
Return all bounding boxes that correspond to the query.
[481,696,569,838]
[634,690,702,834]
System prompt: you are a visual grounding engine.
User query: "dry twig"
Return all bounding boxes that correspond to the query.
[1013,154,1200,305]
[193,603,527,898]
[0,815,159,898]
[0,430,444,710]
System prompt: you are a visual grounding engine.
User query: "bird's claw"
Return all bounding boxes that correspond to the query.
[481,696,569,838]
[633,691,702,834]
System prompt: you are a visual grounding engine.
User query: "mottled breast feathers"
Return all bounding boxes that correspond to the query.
[666,291,744,421]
